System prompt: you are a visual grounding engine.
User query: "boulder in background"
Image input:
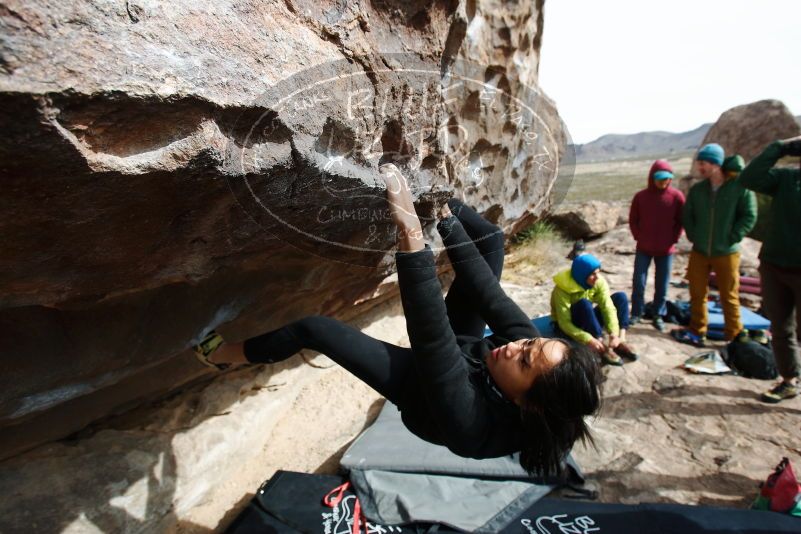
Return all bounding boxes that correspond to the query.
[547,201,623,240]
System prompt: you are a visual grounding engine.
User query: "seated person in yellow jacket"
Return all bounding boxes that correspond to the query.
[551,254,637,365]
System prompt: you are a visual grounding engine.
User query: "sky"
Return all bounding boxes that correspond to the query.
[539,0,801,144]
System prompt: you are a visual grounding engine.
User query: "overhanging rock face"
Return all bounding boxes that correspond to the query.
[0,0,568,458]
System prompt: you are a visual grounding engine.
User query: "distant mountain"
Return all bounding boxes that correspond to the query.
[574,123,712,162]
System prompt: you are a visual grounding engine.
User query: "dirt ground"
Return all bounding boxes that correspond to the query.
[501,224,801,507]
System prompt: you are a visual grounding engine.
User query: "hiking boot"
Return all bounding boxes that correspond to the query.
[671,328,706,347]
[614,342,639,362]
[653,317,666,332]
[193,330,230,371]
[761,381,799,404]
[601,348,624,366]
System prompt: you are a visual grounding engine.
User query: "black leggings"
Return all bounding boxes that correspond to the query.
[242,199,505,404]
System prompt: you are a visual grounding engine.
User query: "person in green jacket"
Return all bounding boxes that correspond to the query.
[550,254,638,366]
[673,143,757,346]
[739,135,801,403]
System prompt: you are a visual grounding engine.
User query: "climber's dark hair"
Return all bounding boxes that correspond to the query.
[518,340,602,477]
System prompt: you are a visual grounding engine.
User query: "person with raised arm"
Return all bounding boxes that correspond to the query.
[193,164,602,476]
[739,136,801,403]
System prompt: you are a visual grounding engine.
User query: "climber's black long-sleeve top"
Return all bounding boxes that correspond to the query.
[393,216,538,459]
[243,214,539,459]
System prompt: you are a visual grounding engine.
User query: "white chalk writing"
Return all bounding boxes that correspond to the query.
[521,513,600,534]
[321,495,404,534]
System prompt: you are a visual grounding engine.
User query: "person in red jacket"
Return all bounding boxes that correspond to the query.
[628,159,686,331]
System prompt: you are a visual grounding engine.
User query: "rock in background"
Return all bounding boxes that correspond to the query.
[0,0,568,460]
[679,99,801,194]
[547,200,623,240]
[702,99,801,161]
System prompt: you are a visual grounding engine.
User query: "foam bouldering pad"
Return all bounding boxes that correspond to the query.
[707,302,770,331]
[710,273,762,295]
[225,470,451,534]
[486,305,768,343]
[484,315,556,338]
[339,403,576,531]
[227,471,801,533]
[516,497,801,534]
[340,402,575,481]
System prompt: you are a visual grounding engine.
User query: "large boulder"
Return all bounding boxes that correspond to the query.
[547,201,623,240]
[679,99,801,194]
[0,1,567,459]
[702,99,801,160]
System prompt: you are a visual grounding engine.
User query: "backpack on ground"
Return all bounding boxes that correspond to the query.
[723,339,778,379]
[752,457,801,516]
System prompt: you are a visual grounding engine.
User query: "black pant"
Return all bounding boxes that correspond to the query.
[243,199,505,404]
[759,261,801,379]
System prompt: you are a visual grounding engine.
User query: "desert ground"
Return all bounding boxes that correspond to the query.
[563,153,694,204]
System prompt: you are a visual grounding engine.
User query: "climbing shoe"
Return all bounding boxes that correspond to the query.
[614,342,639,362]
[601,349,624,366]
[193,330,229,371]
[761,381,799,404]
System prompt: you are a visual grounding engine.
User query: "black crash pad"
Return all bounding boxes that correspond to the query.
[227,470,801,534]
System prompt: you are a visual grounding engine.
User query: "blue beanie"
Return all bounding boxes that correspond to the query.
[696,143,725,166]
[571,254,602,289]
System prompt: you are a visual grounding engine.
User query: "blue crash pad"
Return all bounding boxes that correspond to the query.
[484,303,770,341]
[484,315,556,338]
[707,301,770,330]
[707,302,770,340]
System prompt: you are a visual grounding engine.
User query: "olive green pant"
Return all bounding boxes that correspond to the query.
[759,261,801,380]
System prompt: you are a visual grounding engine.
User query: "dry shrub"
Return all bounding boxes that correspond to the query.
[504,221,570,286]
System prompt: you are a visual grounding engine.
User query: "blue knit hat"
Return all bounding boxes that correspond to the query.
[571,254,602,289]
[696,143,725,166]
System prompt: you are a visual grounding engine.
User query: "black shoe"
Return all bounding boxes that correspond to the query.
[614,343,639,362]
[601,349,624,366]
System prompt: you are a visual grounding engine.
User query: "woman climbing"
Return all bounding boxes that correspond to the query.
[194,164,602,476]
